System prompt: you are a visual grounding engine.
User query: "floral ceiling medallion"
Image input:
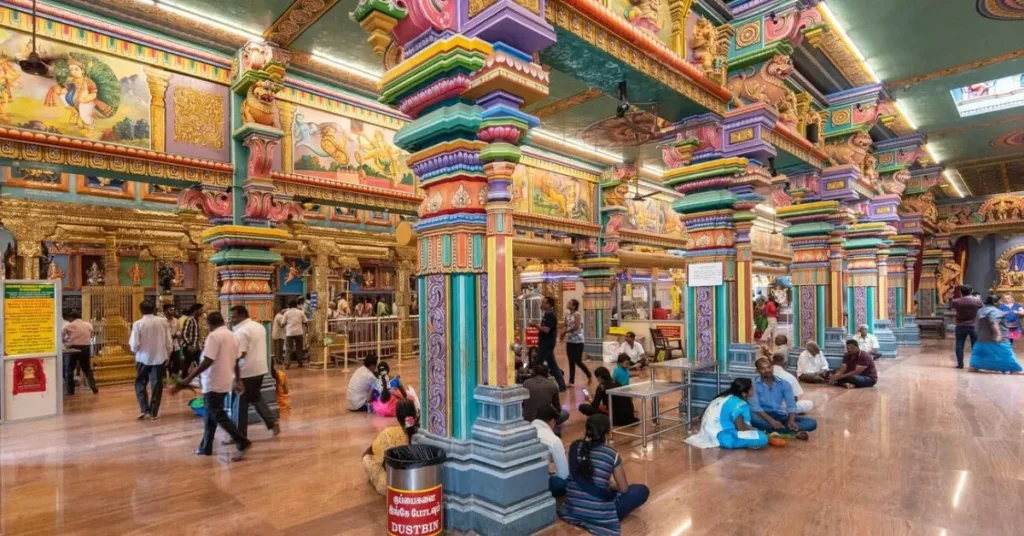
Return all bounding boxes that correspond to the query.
[978,0,1024,20]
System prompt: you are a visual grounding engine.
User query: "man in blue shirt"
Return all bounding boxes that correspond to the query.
[749,357,817,438]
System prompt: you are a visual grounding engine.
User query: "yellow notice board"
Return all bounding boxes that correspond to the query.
[3,283,57,357]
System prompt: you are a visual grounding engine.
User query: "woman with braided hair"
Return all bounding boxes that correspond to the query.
[362,399,418,495]
[560,414,649,535]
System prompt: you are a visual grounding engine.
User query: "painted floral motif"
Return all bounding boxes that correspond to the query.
[696,286,714,365]
[887,288,897,322]
[854,287,868,330]
[426,274,448,436]
[480,273,488,384]
[451,184,471,209]
[426,191,443,213]
[800,286,815,346]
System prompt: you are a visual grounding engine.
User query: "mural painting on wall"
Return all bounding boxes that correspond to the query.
[510,165,595,222]
[623,196,684,236]
[613,0,669,41]
[3,167,69,191]
[364,209,392,226]
[331,206,360,223]
[77,175,134,198]
[278,259,310,294]
[0,29,151,146]
[291,105,414,191]
[141,183,183,203]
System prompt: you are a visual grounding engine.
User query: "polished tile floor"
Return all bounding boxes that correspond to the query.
[2,341,1023,535]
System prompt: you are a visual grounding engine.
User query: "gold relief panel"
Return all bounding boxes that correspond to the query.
[173,86,225,149]
[469,0,499,17]
[3,167,69,191]
[825,179,845,191]
[729,127,755,144]
[831,109,852,127]
[734,21,761,49]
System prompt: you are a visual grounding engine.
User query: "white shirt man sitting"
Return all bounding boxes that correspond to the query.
[797,341,831,383]
[853,324,882,360]
[531,405,569,498]
[772,352,813,413]
[617,331,647,368]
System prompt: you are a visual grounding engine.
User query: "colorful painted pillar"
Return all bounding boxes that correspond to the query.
[778,195,838,354]
[889,233,921,346]
[352,1,557,533]
[578,257,618,358]
[932,231,957,332]
[665,104,776,379]
[866,194,900,358]
[816,165,859,361]
[919,239,942,319]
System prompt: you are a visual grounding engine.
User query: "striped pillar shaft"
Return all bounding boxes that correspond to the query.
[876,253,889,320]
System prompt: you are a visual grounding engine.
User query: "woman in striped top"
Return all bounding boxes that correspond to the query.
[559,414,649,535]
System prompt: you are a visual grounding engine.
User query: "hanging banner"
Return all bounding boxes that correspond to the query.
[12,358,46,395]
[4,283,57,356]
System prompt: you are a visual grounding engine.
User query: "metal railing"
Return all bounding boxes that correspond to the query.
[323,315,420,369]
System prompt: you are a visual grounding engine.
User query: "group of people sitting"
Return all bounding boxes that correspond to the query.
[346,354,420,416]
[688,334,878,451]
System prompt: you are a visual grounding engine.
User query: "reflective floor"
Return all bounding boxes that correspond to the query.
[2,340,1023,535]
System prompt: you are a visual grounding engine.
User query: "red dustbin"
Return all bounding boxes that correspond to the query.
[385,444,446,536]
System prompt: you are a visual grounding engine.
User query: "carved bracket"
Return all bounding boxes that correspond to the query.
[244,190,304,224]
[178,187,232,223]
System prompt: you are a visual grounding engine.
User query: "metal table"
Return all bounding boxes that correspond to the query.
[607,380,686,447]
[648,358,719,431]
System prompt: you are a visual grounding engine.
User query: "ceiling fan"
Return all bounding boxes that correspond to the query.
[19,0,49,76]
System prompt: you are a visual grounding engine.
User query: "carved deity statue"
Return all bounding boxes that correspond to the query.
[241,80,279,128]
[691,18,718,75]
[157,264,175,294]
[85,261,104,286]
[776,91,799,131]
[726,54,795,109]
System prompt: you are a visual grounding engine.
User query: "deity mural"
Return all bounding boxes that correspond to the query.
[612,0,670,41]
[0,29,151,146]
[623,196,684,236]
[510,165,595,222]
[291,105,414,192]
[78,175,133,198]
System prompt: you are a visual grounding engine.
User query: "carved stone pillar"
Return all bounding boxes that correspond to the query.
[17,239,42,279]
[306,239,332,361]
[144,67,172,153]
[394,255,415,359]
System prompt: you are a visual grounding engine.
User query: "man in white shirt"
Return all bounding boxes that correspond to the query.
[797,341,831,383]
[62,310,98,395]
[272,307,286,365]
[338,296,351,316]
[347,354,380,411]
[853,324,882,360]
[230,305,280,439]
[174,312,251,461]
[531,406,569,498]
[129,301,172,420]
[278,298,308,368]
[163,303,184,379]
[772,353,813,413]
[617,331,647,368]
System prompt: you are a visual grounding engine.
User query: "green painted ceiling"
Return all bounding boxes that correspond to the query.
[828,0,1024,197]
[169,0,293,36]
[288,0,384,76]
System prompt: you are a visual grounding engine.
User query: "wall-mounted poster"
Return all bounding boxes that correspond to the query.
[0,28,152,147]
[291,105,415,192]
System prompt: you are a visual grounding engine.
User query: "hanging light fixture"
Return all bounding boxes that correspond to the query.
[19,0,49,76]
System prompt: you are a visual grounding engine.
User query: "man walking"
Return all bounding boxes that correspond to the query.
[529,296,566,392]
[173,312,251,461]
[279,298,308,368]
[181,304,204,374]
[129,301,172,420]
[163,304,184,378]
[229,305,280,439]
[272,306,286,365]
[951,284,983,369]
[62,310,98,395]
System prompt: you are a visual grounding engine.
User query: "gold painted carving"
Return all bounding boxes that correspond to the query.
[668,0,695,57]
[264,0,341,46]
[279,101,297,173]
[469,0,499,17]
[173,87,225,149]
[831,109,851,126]
[529,87,604,119]
[729,128,754,144]
[889,47,1024,89]
[804,26,873,87]
[516,0,541,15]
[735,21,761,49]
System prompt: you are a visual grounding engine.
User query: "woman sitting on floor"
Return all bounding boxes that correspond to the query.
[362,399,418,495]
[560,414,649,535]
[579,366,637,426]
[685,378,768,450]
[970,294,1023,374]
[370,362,420,416]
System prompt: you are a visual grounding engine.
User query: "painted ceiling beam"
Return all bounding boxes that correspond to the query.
[263,0,341,46]
[888,46,1024,90]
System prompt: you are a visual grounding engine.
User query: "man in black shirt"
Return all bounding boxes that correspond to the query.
[530,296,566,391]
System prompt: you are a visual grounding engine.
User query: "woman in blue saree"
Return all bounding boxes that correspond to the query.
[686,378,768,450]
[971,294,1023,374]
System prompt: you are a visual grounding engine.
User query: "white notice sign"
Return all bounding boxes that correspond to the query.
[688,262,723,287]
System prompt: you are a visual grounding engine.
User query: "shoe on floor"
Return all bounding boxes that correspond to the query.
[231,443,251,462]
[137,412,148,420]
[91,387,99,394]
[272,423,281,437]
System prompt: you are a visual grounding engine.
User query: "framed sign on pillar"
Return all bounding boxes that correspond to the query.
[1,279,63,423]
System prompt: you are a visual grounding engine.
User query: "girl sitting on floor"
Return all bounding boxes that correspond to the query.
[362,399,418,495]
[370,362,419,416]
